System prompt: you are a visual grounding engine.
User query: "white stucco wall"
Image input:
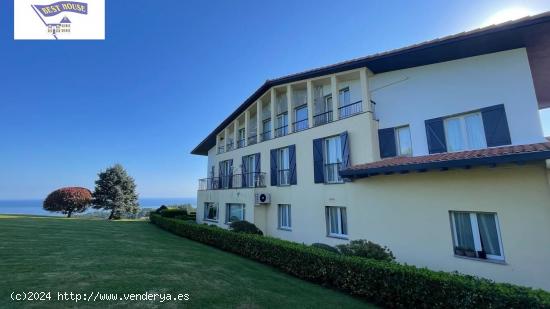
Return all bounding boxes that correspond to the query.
[371,48,545,156]
[196,48,550,290]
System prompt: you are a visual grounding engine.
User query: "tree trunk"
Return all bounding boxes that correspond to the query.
[108,209,115,220]
[67,210,72,218]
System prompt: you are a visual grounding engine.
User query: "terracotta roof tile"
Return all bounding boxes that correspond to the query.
[341,142,550,178]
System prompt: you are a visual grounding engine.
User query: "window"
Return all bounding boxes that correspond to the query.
[204,202,218,221]
[226,203,245,223]
[278,204,291,230]
[238,128,246,148]
[242,154,256,188]
[444,112,486,152]
[339,87,350,107]
[219,160,232,189]
[450,211,504,261]
[294,105,308,132]
[324,136,343,183]
[277,147,290,185]
[275,113,288,137]
[262,119,272,141]
[326,206,347,238]
[395,126,412,156]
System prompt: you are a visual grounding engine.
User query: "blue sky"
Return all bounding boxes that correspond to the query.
[1,0,550,199]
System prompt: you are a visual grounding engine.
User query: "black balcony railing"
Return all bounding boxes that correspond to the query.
[313,110,333,127]
[198,172,267,190]
[247,134,257,146]
[338,100,362,119]
[237,139,245,149]
[226,142,234,151]
[275,125,288,138]
[277,169,291,186]
[324,163,343,183]
[292,119,308,132]
[217,145,225,154]
[261,131,271,142]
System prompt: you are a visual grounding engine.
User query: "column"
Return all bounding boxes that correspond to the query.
[360,68,372,113]
[256,100,262,141]
[306,80,314,128]
[244,110,250,146]
[287,85,293,133]
[331,75,339,120]
[270,89,276,138]
[224,128,228,151]
[233,121,238,149]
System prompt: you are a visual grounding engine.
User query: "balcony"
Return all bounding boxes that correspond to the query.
[275,125,288,138]
[313,110,333,127]
[247,134,257,146]
[261,131,271,142]
[292,119,308,132]
[198,172,267,190]
[217,145,225,154]
[237,139,245,149]
[338,100,362,119]
[226,142,234,151]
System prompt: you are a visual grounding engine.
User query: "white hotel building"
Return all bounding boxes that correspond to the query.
[192,13,550,290]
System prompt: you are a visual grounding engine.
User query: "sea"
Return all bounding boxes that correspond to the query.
[0,198,196,216]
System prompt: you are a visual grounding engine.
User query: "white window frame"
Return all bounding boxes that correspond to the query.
[323,136,343,184]
[276,112,288,137]
[203,202,218,222]
[277,147,290,186]
[450,211,505,261]
[395,125,412,156]
[326,206,348,238]
[225,203,245,223]
[278,204,292,230]
[444,112,487,152]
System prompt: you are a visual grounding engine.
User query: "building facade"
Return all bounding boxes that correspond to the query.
[192,14,550,291]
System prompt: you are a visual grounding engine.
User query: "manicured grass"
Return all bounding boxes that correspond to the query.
[0,215,374,308]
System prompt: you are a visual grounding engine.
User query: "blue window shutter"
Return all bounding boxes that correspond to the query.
[481,104,511,147]
[228,159,233,188]
[425,118,447,154]
[340,131,350,168]
[378,128,396,158]
[313,138,324,183]
[254,153,261,173]
[241,156,247,187]
[270,149,277,186]
[289,145,297,185]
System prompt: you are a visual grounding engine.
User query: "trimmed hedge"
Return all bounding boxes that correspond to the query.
[150,214,550,308]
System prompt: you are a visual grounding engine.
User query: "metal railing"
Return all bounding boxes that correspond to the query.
[338,100,362,119]
[261,131,271,142]
[313,110,333,127]
[292,119,308,132]
[277,169,291,186]
[198,172,267,190]
[237,139,245,149]
[275,125,288,138]
[324,163,343,183]
[247,134,257,146]
[226,142,234,151]
[217,145,225,154]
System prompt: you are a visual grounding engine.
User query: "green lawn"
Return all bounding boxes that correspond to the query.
[0,215,373,308]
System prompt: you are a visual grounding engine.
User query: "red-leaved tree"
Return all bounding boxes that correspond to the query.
[43,187,92,218]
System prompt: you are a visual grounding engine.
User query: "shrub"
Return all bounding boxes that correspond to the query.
[160,208,188,218]
[155,205,168,214]
[229,220,263,235]
[311,243,340,255]
[336,239,395,262]
[150,214,550,308]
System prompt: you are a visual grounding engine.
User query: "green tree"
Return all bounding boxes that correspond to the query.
[92,164,140,220]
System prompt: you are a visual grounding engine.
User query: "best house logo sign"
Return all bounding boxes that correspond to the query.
[14,0,104,40]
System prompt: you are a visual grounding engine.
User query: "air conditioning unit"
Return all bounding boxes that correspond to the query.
[255,193,271,204]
